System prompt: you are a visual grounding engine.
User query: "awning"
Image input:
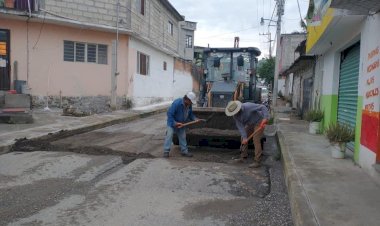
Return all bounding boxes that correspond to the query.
[330,0,380,14]
[280,55,316,77]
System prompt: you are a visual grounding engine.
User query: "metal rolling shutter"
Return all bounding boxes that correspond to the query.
[337,43,360,150]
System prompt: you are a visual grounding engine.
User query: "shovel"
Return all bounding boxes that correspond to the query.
[178,113,216,127]
[246,119,269,141]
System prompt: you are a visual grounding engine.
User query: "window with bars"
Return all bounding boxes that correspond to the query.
[168,21,173,35]
[163,61,167,71]
[64,41,107,64]
[186,35,193,48]
[137,51,149,75]
[137,0,145,15]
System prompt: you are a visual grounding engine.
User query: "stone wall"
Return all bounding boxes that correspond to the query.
[32,95,133,114]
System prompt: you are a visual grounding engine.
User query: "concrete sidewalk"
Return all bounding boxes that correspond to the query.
[276,107,380,226]
[0,102,171,154]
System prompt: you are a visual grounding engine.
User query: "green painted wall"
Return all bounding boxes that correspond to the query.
[322,95,363,163]
[321,95,338,130]
[354,96,363,163]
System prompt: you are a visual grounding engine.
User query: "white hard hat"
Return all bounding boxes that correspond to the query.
[185,91,196,104]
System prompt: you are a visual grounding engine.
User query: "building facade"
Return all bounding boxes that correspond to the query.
[0,0,196,112]
[275,33,307,96]
[306,0,380,181]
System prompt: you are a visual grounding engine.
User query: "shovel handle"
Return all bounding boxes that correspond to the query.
[246,119,268,140]
[180,119,203,127]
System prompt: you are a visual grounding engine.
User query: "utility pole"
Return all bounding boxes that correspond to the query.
[273,0,284,107]
[259,32,273,58]
[111,0,120,110]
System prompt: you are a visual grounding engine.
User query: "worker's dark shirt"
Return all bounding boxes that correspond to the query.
[233,103,269,139]
[167,98,196,128]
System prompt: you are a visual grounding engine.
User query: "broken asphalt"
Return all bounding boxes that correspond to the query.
[1,101,380,226]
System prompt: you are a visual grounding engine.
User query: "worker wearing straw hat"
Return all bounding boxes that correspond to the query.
[225,100,269,168]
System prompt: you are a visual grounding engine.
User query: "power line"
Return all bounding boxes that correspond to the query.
[296,0,304,23]
[200,26,260,39]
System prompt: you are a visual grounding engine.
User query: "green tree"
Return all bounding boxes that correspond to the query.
[257,57,275,88]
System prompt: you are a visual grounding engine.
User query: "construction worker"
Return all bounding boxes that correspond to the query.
[225,100,269,168]
[163,91,200,158]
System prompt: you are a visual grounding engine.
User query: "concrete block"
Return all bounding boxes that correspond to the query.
[4,94,31,109]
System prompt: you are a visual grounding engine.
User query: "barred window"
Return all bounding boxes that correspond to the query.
[137,51,149,75]
[168,21,173,35]
[64,41,107,64]
[63,41,74,62]
[186,35,193,48]
[87,44,97,63]
[98,44,108,65]
[137,0,145,15]
[75,42,85,62]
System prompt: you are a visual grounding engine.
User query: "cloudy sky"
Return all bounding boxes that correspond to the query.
[170,0,310,58]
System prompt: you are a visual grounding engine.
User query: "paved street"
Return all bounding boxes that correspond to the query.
[1,113,293,226]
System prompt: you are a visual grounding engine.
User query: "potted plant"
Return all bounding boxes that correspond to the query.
[305,109,324,134]
[325,123,355,159]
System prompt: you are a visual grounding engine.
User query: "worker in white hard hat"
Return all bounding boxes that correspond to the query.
[163,91,200,158]
[225,100,269,168]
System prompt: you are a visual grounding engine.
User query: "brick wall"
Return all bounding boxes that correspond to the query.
[42,0,180,53]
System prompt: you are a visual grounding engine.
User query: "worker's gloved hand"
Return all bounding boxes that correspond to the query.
[259,119,268,129]
[176,122,184,128]
[241,138,249,145]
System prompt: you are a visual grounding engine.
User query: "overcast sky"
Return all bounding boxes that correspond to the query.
[170,0,310,58]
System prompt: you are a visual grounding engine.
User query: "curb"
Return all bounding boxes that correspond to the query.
[0,107,168,154]
[276,130,318,226]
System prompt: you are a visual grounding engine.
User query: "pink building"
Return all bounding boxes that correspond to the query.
[0,0,196,113]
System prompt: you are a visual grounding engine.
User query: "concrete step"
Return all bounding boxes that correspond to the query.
[4,94,31,108]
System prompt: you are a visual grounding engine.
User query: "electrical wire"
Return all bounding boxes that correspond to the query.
[200,26,260,39]
[296,0,304,23]
[33,12,46,49]
[268,1,277,30]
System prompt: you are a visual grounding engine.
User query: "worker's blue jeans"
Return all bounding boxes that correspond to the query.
[163,126,188,154]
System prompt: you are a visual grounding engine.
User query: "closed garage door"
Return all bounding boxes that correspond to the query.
[337,43,360,150]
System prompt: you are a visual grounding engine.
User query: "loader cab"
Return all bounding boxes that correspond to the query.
[201,47,261,107]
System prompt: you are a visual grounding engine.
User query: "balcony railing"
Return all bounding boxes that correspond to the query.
[1,0,37,12]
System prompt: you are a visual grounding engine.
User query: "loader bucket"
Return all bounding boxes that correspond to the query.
[173,107,241,148]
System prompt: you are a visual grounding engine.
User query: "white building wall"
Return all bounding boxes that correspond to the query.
[292,74,301,109]
[322,50,340,96]
[313,56,324,108]
[129,37,175,107]
[278,78,286,96]
[172,67,193,99]
[358,14,380,178]
[285,73,293,97]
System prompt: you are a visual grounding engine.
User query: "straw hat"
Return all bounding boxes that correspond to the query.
[225,101,242,116]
